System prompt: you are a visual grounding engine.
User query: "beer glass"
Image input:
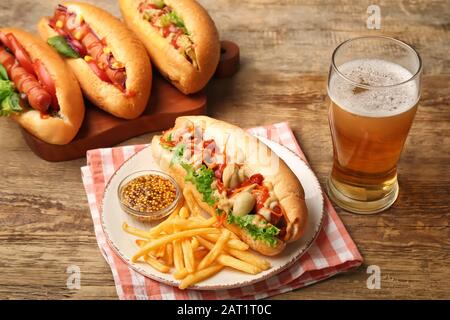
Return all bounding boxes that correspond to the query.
[327,36,422,214]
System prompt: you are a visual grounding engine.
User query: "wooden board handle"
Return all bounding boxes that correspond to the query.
[215,40,240,78]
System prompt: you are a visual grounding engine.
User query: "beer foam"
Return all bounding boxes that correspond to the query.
[329,59,419,117]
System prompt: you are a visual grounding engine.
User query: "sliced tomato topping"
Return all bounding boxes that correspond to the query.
[87,60,110,83]
[162,27,171,38]
[171,31,182,49]
[0,32,12,48]
[6,34,35,75]
[33,59,59,110]
[249,174,264,185]
[238,173,265,189]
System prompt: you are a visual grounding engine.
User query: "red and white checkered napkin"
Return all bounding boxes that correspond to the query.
[81,122,363,300]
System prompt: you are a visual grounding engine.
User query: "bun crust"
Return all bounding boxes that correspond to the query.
[151,116,309,256]
[1,28,84,145]
[38,2,152,119]
[119,0,220,94]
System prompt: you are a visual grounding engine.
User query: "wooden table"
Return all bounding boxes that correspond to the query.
[0,0,448,300]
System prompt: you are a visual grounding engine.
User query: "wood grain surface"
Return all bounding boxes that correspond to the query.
[0,0,449,300]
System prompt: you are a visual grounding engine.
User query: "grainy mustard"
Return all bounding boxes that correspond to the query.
[121,175,177,213]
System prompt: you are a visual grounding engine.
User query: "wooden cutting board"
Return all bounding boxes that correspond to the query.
[21,41,239,162]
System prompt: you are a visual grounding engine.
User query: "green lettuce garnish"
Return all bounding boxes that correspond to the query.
[227,214,280,247]
[0,92,22,117]
[0,64,8,81]
[47,36,80,59]
[182,163,217,206]
[169,142,217,206]
[160,11,188,35]
[170,143,186,165]
[0,79,14,101]
[0,64,23,117]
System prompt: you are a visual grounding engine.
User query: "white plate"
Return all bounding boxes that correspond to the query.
[101,138,324,290]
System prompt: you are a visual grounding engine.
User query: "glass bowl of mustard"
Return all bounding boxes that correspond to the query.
[118,170,181,222]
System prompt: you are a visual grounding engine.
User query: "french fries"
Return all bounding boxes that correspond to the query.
[217,255,261,275]
[202,233,249,251]
[196,237,261,274]
[143,255,170,273]
[165,243,173,267]
[183,188,202,216]
[179,265,223,290]
[182,239,195,273]
[197,229,230,270]
[227,248,271,271]
[135,239,170,273]
[122,222,152,240]
[172,240,184,272]
[132,228,219,262]
[124,202,271,289]
[179,206,190,219]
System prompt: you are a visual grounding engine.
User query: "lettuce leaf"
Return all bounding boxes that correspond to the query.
[0,79,14,101]
[160,11,189,35]
[0,64,9,81]
[227,214,280,247]
[182,163,217,206]
[0,64,22,117]
[170,143,186,165]
[47,36,80,58]
[0,92,22,117]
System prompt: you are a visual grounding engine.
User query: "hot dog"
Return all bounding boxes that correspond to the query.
[0,28,84,145]
[151,116,309,256]
[0,46,52,113]
[119,0,220,94]
[38,2,152,119]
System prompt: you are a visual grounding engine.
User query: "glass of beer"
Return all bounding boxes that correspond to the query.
[327,36,422,214]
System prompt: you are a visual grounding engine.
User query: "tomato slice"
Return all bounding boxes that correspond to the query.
[249,174,264,185]
[87,60,111,83]
[0,31,12,48]
[171,31,182,49]
[162,27,171,38]
[6,34,35,75]
[33,59,59,110]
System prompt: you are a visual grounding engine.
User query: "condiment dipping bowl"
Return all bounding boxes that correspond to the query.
[118,170,181,222]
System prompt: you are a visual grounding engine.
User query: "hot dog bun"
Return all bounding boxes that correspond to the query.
[151,116,308,256]
[38,2,152,120]
[119,0,220,94]
[1,28,84,145]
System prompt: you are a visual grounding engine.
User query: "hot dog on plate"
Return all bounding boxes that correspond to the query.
[0,28,84,145]
[38,2,152,119]
[119,0,220,94]
[152,116,309,256]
